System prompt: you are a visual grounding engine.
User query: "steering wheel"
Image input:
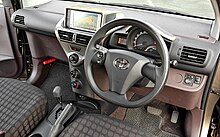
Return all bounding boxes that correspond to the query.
[84,18,169,108]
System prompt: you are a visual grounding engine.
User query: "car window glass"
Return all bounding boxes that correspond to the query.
[80,0,215,19]
[22,0,51,7]
[0,0,2,4]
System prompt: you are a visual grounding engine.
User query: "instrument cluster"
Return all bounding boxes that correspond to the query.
[108,27,162,57]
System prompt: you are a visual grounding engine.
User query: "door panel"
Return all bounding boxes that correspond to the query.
[0,3,23,78]
[211,59,220,93]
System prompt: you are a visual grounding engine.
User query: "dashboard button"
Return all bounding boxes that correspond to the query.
[97,51,104,58]
[184,74,195,86]
[70,45,81,51]
[71,69,80,78]
[194,76,202,84]
[72,80,82,89]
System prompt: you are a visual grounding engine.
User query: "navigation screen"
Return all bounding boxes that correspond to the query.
[68,10,102,31]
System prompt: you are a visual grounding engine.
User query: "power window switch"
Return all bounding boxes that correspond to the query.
[184,74,195,86]
[194,76,202,84]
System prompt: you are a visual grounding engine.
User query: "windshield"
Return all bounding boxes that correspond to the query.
[23,0,51,7]
[23,0,215,19]
[90,0,215,19]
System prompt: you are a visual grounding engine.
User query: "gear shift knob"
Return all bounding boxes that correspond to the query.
[53,86,62,108]
[53,86,62,98]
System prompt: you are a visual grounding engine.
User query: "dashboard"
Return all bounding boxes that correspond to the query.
[10,0,220,110]
[10,0,220,74]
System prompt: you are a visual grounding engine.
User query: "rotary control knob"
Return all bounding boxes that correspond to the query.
[69,53,79,65]
[72,80,82,89]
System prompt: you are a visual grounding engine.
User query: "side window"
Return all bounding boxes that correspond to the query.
[0,0,2,4]
[22,0,51,7]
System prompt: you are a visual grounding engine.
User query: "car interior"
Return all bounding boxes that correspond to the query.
[0,0,220,137]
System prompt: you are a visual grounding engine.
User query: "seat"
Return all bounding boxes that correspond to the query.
[59,114,154,137]
[0,78,48,137]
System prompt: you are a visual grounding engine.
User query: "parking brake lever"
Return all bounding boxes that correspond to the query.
[48,103,74,137]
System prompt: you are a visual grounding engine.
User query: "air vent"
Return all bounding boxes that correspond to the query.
[14,15,25,25]
[76,34,91,45]
[180,46,207,65]
[58,30,74,42]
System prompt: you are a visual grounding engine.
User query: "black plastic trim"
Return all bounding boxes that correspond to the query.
[169,37,220,74]
[11,9,63,35]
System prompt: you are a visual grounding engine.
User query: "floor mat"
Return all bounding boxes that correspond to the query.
[40,62,75,111]
[147,100,185,137]
[124,107,179,137]
[112,94,184,137]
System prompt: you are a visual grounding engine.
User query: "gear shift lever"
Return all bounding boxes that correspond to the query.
[53,86,63,108]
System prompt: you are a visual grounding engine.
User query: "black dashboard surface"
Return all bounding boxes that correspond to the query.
[11,0,220,75]
[12,0,213,38]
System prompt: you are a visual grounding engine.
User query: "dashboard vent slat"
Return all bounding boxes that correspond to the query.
[58,30,73,42]
[180,46,207,65]
[14,15,25,25]
[76,34,91,45]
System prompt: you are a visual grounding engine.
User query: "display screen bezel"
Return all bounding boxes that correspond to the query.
[65,8,103,32]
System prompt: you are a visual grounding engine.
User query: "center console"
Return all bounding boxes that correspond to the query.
[55,6,123,98]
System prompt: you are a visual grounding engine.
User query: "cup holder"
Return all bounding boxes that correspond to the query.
[29,133,42,137]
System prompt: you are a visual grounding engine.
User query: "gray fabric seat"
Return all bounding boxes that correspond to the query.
[0,78,48,137]
[59,114,152,137]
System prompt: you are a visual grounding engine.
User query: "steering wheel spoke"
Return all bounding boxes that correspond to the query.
[91,45,108,65]
[141,63,163,83]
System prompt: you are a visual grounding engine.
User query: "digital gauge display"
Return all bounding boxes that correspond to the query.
[66,9,102,31]
[118,37,127,45]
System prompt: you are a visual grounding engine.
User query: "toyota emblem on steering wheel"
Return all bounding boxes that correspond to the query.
[113,58,130,70]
